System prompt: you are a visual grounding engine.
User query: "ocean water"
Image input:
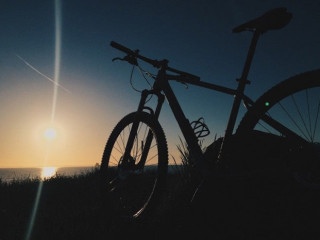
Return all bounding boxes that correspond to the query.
[0,165,183,183]
[0,166,96,182]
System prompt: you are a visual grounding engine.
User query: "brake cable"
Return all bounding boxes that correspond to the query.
[127,61,155,103]
[129,65,141,93]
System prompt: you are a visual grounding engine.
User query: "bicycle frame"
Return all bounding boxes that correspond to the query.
[121,32,260,178]
[122,30,307,177]
[124,32,260,172]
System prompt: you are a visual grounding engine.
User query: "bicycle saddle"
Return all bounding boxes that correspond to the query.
[232,8,292,34]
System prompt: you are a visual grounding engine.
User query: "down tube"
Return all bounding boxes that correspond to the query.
[160,80,210,177]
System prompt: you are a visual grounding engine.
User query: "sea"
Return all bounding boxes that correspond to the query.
[0,166,96,183]
[0,165,183,183]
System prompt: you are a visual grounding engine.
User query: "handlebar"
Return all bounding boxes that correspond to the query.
[110,41,134,55]
[110,41,200,82]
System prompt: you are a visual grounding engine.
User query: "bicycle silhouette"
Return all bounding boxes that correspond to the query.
[99,8,320,220]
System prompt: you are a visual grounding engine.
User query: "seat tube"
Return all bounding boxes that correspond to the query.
[219,31,260,159]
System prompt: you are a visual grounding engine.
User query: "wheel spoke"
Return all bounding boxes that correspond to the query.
[110,155,119,166]
[109,176,119,188]
[312,96,320,143]
[118,126,126,153]
[306,89,313,140]
[113,142,123,155]
[291,94,312,140]
[278,101,311,142]
[135,143,157,165]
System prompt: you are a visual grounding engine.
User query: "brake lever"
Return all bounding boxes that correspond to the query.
[112,54,138,66]
[112,57,124,62]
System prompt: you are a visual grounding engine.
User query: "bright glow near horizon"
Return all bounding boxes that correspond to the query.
[41,166,57,179]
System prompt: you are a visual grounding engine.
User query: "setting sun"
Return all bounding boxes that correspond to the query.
[44,128,57,140]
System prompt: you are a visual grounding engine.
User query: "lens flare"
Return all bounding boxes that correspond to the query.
[25,1,62,240]
[51,0,62,123]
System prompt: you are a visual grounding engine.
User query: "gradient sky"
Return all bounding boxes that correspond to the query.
[0,0,319,168]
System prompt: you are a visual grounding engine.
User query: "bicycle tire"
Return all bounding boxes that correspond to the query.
[236,69,320,188]
[100,112,168,219]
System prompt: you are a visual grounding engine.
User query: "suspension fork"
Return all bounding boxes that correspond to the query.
[137,89,165,169]
[122,87,165,169]
[122,89,150,166]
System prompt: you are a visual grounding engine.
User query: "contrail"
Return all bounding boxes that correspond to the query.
[15,54,71,94]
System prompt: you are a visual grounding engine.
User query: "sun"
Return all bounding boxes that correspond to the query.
[44,128,57,140]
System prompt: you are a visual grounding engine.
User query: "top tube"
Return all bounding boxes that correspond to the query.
[110,40,254,107]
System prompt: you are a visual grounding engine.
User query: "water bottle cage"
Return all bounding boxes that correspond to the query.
[190,117,210,139]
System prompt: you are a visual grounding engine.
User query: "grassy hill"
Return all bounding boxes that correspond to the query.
[1,168,320,240]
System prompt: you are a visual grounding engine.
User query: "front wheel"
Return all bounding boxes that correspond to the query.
[237,69,320,188]
[100,112,168,219]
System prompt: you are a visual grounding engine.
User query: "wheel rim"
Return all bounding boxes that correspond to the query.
[252,85,320,186]
[254,86,320,144]
[105,120,161,217]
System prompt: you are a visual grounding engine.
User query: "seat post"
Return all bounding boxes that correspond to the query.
[239,30,261,86]
[218,30,261,160]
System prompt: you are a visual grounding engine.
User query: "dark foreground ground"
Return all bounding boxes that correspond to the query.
[0,168,320,240]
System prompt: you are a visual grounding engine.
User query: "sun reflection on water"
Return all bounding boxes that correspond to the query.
[41,167,57,179]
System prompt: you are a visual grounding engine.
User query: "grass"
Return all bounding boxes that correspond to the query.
[0,168,195,240]
[1,164,320,239]
[0,170,104,240]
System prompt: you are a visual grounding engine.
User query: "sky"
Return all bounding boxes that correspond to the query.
[0,0,319,168]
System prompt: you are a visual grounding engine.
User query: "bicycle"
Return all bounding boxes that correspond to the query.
[99,8,320,220]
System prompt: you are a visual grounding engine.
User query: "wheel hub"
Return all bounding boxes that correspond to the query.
[117,155,136,180]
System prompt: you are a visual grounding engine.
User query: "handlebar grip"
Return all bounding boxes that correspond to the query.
[110,41,134,55]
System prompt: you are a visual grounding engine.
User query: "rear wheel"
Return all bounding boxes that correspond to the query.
[100,112,168,219]
[237,69,320,188]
